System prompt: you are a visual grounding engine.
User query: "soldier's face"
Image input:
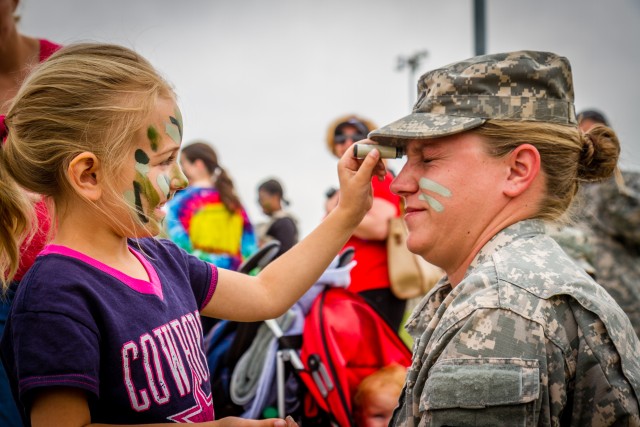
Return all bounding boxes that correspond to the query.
[391,133,511,273]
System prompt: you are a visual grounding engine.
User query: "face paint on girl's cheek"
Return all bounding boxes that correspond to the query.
[123,183,150,224]
[157,174,171,200]
[165,108,184,145]
[419,177,452,213]
[147,126,160,152]
[125,149,161,224]
[135,149,150,175]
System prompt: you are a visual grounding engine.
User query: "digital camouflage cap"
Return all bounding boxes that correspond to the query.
[369,51,577,146]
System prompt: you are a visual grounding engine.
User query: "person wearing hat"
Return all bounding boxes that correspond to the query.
[325,114,406,332]
[256,177,299,259]
[368,51,640,425]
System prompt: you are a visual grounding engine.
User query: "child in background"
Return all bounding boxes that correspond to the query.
[0,43,383,426]
[353,364,406,427]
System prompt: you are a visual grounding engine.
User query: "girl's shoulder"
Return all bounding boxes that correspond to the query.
[129,237,205,275]
[13,249,108,317]
[130,236,187,260]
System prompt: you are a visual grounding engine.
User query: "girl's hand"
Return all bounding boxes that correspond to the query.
[335,139,386,225]
[214,416,298,426]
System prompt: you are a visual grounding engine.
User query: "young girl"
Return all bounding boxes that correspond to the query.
[0,43,384,426]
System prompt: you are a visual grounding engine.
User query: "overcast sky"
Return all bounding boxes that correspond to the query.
[20,0,640,236]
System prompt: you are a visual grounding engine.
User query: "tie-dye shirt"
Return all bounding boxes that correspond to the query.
[165,186,257,271]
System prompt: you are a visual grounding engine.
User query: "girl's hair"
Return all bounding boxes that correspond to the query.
[181,141,241,212]
[353,363,407,410]
[473,120,620,222]
[0,42,175,289]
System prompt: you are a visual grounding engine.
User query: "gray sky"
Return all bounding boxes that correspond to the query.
[20,0,640,237]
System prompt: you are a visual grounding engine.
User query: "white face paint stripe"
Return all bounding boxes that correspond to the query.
[418,177,451,213]
[419,177,452,197]
[419,193,445,212]
[165,121,181,145]
[157,174,171,199]
[135,162,150,176]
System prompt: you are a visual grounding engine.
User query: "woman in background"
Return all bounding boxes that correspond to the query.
[165,141,257,272]
[0,0,61,424]
[324,114,405,331]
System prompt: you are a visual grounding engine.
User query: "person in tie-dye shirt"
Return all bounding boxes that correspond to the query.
[165,141,257,271]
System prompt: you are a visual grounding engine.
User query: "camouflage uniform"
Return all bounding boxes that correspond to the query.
[571,171,640,338]
[391,220,640,426]
[367,51,640,425]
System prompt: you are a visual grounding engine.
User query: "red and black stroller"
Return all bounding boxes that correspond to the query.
[205,244,412,426]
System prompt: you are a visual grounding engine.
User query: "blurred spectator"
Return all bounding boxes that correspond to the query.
[577,109,609,132]
[0,1,60,425]
[571,170,640,337]
[324,114,406,331]
[165,141,257,271]
[256,178,298,258]
[548,110,640,337]
[353,364,406,427]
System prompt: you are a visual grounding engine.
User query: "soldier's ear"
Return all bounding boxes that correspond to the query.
[503,144,540,198]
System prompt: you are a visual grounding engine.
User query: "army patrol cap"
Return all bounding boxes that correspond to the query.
[369,51,577,146]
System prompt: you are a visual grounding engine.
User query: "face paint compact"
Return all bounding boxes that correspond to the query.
[353,143,404,159]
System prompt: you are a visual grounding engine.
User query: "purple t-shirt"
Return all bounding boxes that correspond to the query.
[0,238,218,424]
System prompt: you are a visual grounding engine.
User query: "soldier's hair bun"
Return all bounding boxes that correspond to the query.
[577,124,620,182]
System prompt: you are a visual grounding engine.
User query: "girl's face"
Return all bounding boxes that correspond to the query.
[390,132,509,275]
[120,96,188,236]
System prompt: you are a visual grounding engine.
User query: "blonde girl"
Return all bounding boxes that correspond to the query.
[0,43,384,427]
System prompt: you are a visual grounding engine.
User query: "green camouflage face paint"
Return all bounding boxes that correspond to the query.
[165,108,183,145]
[419,177,452,213]
[147,125,160,152]
[127,148,161,224]
[172,163,188,190]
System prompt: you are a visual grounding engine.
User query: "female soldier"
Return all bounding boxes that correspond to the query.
[369,51,640,426]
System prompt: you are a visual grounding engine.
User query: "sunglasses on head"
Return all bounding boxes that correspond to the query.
[334,133,366,145]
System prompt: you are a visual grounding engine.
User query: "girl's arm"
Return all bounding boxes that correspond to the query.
[201,146,385,321]
[31,388,297,427]
[339,196,397,241]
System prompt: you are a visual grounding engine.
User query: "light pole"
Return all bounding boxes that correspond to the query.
[474,0,486,56]
[396,50,428,108]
